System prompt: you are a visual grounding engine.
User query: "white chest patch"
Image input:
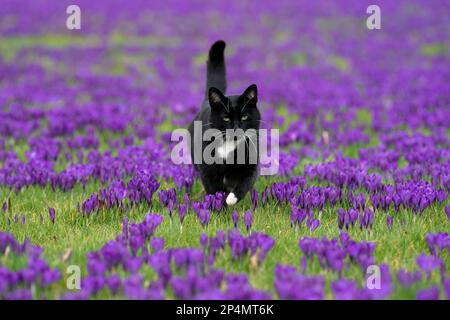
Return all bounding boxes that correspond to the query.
[217,140,237,159]
[217,138,246,159]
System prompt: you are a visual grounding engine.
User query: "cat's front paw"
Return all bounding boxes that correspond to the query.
[226,192,238,206]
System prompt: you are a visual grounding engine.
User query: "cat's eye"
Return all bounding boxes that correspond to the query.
[241,115,248,121]
[223,117,230,122]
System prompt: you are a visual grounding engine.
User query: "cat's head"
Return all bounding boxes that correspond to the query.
[208,84,260,132]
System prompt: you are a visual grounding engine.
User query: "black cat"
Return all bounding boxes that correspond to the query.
[188,40,261,206]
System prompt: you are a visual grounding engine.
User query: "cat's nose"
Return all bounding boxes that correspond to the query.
[233,122,240,130]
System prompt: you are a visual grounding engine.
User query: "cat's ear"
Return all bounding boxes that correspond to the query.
[208,87,226,110]
[242,84,258,104]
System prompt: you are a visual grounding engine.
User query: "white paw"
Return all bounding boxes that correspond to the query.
[226,192,238,206]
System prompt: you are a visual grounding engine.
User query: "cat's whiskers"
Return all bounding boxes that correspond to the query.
[244,132,258,142]
[244,133,258,157]
[211,131,226,139]
[244,129,258,136]
[244,131,258,143]
[210,131,227,144]
[243,137,250,153]
[246,139,258,159]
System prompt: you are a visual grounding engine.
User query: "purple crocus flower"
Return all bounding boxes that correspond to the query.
[445,205,450,221]
[228,230,247,260]
[301,255,308,273]
[244,211,253,232]
[232,210,239,229]
[393,194,401,212]
[386,215,393,230]
[444,278,450,300]
[337,208,346,230]
[331,279,359,300]
[261,187,270,207]
[158,190,168,207]
[290,207,299,228]
[256,233,275,262]
[140,214,164,239]
[41,268,61,287]
[213,192,225,214]
[397,269,422,286]
[216,230,226,250]
[129,231,144,254]
[425,232,449,256]
[191,201,201,215]
[5,289,33,300]
[360,207,374,229]
[416,286,440,300]
[251,189,258,211]
[122,216,128,239]
[167,200,175,220]
[298,209,308,226]
[151,237,164,252]
[199,233,208,249]
[197,209,210,228]
[48,207,55,224]
[274,264,325,300]
[178,204,187,225]
[416,254,442,278]
[348,209,359,228]
[307,218,320,232]
[107,275,121,295]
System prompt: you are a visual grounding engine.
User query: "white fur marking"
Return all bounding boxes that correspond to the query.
[217,140,237,158]
[226,193,238,206]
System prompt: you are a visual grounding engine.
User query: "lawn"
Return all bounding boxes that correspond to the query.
[0,0,449,300]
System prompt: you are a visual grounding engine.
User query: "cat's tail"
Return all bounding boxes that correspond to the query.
[205,40,227,97]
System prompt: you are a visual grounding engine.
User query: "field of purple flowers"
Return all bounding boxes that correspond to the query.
[0,0,449,300]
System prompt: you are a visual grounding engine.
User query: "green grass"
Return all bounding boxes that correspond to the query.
[329,55,350,71]
[0,34,448,300]
[1,163,448,299]
[421,43,448,57]
[291,52,306,66]
[0,34,99,61]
